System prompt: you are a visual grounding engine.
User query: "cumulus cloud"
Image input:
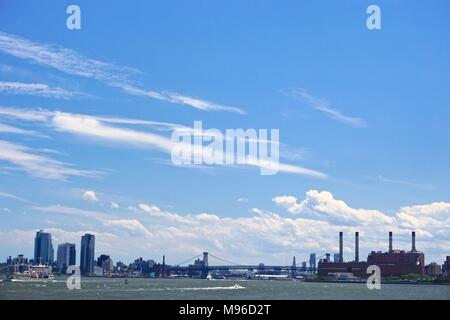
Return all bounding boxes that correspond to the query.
[103,219,152,236]
[273,190,394,226]
[396,202,450,237]
[82,190,99,202]
[138,203,161,213]
[14,191,450,264]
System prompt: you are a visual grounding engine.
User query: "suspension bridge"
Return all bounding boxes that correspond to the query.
[163,252,322,278]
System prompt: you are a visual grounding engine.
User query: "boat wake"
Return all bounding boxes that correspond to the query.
[174,284,246,291]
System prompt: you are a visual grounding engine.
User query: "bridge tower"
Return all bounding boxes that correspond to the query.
[290,256,297,278]
[201,252,209,279]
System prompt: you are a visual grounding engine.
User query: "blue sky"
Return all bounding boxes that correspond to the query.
[0,0,449,265]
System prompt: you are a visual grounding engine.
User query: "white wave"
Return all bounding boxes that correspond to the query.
[174,284,246,291]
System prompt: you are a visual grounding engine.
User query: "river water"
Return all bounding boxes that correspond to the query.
[1,278,449,300]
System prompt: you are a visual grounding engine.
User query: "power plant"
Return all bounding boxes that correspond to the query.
[318,231,425,278]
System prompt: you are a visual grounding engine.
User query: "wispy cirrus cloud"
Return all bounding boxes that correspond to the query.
[0,122,46,137]
[0,191,28,203]
[0,31,244,114]
[0,106,326,179]
[120,85,246,115]
[0,139,100,180]
[0,31,138,84]
[50,111,324,178]
[284,88,367,128]
[0,81,84,99]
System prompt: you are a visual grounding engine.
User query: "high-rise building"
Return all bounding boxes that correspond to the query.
[301,261,307,272]
[442,256,450,278]
[309,253,316,272]
[57,243,76,273]
[80,234,95,275]
[97,254,113,274]
[425,262,442,276]
[34,230,54,265]
[97,254,110,268]
[333,253,341,263]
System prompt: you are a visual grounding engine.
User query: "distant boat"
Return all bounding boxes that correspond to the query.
[12,264,53,282]
[206,273,213,280]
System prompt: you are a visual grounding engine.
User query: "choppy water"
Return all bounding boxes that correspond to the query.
[1,278,450,300]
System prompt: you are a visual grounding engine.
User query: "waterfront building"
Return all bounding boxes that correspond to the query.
[56,243,76,273]
[309,253,316,272]
[80,234,95,275]
[34,230,54,265]
[333,253,340,263]
[442,256,450,278]
[425,262,442,276]
[318,231,425,278]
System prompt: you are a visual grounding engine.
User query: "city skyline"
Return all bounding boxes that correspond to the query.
[4,228,448,269]
[1,1,450,265]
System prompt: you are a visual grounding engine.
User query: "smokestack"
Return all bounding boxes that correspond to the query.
[162,255,166,278]
[411,231,416,252]
[339,232,343,263]
[355,232,359,262]
[389,231,393,253]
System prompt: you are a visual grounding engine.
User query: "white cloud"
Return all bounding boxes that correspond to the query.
[0,31,243,114]
[82,190,99,202]
[286,88,367,128]
[34,204,108,221]
[0,123,45,137]
[110,202,119,209]
[0,139,100,180]
[1,106,324,178]
[396,202,450,232]
[0,191,27,202]
[237,198,249,203]
[0,106,51,122]
[138,203,161,213]
[5,190,450,264]
[273,190,394,226]
[103,219,152,236]
[0,31,138,85]
[0,81,81,99]
[121,86,246,115]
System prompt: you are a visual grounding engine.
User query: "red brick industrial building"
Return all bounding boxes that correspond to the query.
[318,231,425,278]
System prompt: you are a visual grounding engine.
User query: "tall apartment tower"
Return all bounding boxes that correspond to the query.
[57,243,76,272]
[80,234,95,275]
[34,230,54,265]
